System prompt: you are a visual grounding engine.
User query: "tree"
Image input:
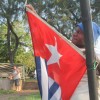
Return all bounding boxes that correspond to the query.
[14,41,36,73]
[91,0,100,23]
[0,0,99,64]
[0,24,9,62]
[0,0,26,63]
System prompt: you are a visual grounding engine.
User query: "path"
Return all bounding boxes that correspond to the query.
[0,90,39,100]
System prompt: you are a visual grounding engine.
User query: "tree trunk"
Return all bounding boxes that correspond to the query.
[7,18,19,64]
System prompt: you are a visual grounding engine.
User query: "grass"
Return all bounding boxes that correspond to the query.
[9,93,41,100]
[25,78,37,82]
[0,89,41,100]
[0,89,16,95]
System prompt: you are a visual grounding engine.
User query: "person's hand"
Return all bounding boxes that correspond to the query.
[8,74,13,80]
[26,4,37,14]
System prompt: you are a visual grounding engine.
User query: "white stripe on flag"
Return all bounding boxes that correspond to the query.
[49,77,61,100]
[50,87,61,100]
[40,57,48,100]
[49,77,54,88]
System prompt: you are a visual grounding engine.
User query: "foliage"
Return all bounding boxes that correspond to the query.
[0,0,35,70]
[91,0,100,23]
[29,0,100,39]
[0,0,28,63]
[15,45,36,72]
[0,24,9,62]
[0,20,35,71]
[0,0,25,22]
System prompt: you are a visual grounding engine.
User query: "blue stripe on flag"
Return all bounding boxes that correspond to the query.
[49,82,59,99]
[35,57,42,97]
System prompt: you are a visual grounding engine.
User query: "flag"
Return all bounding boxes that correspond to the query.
[26,7,86,100]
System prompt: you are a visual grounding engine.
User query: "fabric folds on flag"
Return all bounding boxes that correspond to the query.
[26,7,86,100]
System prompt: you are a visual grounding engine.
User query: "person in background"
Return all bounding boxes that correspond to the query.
[12,66,21,92]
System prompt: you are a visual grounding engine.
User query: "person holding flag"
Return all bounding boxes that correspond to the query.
[72,22,100,74]
[71,22,100,100]
[26,4,100,100]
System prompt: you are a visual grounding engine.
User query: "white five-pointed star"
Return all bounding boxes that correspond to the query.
[45,38,62,66]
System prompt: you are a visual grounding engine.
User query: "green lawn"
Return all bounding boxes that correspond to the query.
[0,89,16,95]
[0,89,41,100]
[24,78,38,83]
[9,93,41,100]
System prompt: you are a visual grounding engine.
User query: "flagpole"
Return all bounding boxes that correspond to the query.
[24,0,28,7]
[79,0,98,100]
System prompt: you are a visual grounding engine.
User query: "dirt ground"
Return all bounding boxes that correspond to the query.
[0,90,39,100]
[0,79,39,100]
